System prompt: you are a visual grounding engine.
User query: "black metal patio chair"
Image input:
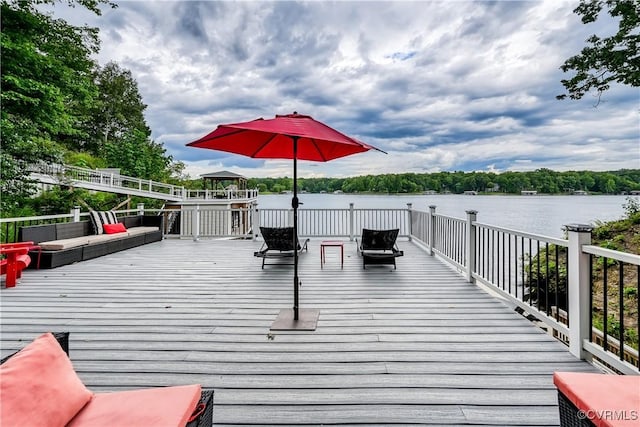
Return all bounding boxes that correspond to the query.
[357,228,404,269]
[254,226,309,269]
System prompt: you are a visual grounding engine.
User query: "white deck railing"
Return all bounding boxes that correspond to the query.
[409,207,639,375]
[28,163,259,202]
[2,203,638,374]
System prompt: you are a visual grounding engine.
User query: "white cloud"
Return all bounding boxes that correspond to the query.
[44,0,640,179]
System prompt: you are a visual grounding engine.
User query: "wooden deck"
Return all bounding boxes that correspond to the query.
[1,239,599,426]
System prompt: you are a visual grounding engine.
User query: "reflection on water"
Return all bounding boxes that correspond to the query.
[258,194,633,238]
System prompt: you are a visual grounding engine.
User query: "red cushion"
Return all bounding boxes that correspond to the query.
[102,223,127,234]
[0,333,93,427]
[67,384,202,427]
[554,372,640,427]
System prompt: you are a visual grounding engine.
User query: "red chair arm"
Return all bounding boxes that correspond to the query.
[1,242,35,249]
[0,247,29,256]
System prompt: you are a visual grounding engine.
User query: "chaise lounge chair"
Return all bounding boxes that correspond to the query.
[357,228,404,269]
[254,226,309,269]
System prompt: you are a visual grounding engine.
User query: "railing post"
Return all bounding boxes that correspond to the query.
[465,210,477,283]
[349,203,355,241]
[137,203,145,216]
[193,204,200,241]
[428,205,436,256]
[71,206,81,222]
[406,203,413,242]
[110,173,114,186]
[565,224,593,360]
[252,202,260,240]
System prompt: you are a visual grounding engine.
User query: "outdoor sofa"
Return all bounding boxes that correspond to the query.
[0,332,213,427]
[18,214,163,269]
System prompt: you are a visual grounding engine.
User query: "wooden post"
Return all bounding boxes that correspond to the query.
[406,203,413,242]
[428,205,436,256]
[566,224,593,360]
[465,210,477,283]
[349,203,355,241]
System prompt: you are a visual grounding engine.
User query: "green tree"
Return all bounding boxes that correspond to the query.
[0,0,115,213]
[557,0,640,103]
[103,129,173,181]
[88,62,151,152]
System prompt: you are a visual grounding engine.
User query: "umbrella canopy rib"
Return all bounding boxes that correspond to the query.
[250,133,279,159]
[308,138,328,162]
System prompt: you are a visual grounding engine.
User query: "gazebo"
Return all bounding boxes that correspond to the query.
[201,170,248,194]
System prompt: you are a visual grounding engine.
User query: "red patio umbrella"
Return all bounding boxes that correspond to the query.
[187,113,385,330]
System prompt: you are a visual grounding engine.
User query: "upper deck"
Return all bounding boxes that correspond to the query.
[0,238,598,426]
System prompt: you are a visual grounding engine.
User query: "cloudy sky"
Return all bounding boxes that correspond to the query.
[52,0,639,179]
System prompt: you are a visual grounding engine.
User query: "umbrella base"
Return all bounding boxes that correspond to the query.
[270,308,319,331]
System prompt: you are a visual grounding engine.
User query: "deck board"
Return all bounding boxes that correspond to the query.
[0,239,599,426]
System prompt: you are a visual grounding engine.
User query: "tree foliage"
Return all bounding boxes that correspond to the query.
[1,0,184,215]
[1,0,105,211]
[557,0,640,102]
[245,169,640,195]
[0,0,116,212]
[88,62,151,151]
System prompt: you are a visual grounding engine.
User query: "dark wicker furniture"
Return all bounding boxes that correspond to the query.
[18,215,162,269]
[254,226,309,269]
[357,228,404,269]
[1,332,213,427]
[557,391,595,427]
[553,371,640,427]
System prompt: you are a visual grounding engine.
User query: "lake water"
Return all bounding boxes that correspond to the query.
[257,193,635,238]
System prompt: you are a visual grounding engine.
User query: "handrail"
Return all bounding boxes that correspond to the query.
[29,163,186,201]
[3,204,638,374]
[582,244,640,266]
[473,220,568,247]
[28,163,260,202]
[413,206,639,374]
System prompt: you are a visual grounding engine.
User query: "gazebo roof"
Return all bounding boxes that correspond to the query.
[200,171,246,180]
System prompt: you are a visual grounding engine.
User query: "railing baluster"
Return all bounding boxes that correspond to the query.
[536,240,541,311]
[603,258,608,353]
[521,236,525,302]
[508,234,512,295]
[589,254,594,343]
[618,262,624,362]
[554,245,560,320]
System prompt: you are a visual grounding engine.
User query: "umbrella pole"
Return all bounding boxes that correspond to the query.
[292,136,299,320]
[270,134,319,331]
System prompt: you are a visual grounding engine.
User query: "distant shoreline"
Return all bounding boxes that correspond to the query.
[262,191,634,196]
